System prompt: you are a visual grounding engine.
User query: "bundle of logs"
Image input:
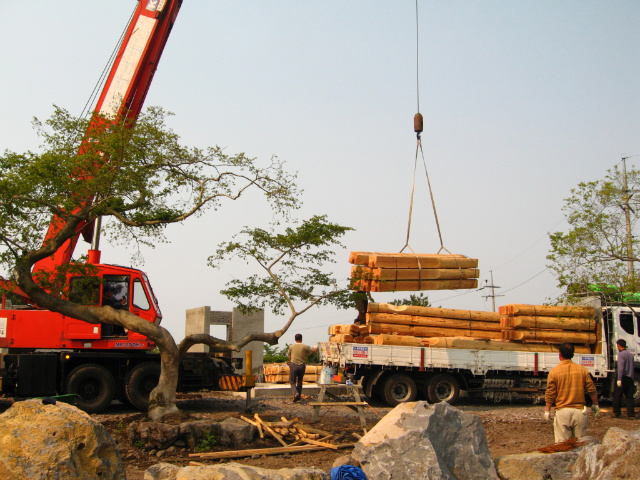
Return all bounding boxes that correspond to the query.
[263,364,322,384]
[328,302,597,353]
[349,251,479,292]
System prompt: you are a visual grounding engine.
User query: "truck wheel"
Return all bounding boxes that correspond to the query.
[66,364,116,413]
[427,374,460,404]
[125,362,160,411]
[383,374,417,407]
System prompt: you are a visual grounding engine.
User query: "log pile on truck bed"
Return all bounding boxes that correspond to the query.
[328,302,597,353]
[349,252,479,292]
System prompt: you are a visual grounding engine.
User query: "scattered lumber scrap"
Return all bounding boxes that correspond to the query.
[262,364,321,384]
[236,414,339,450]
[349,252,479,292]
[188,443,356,460]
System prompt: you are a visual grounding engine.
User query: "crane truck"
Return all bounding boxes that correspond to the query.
[0,0,242,413]
[320,295,640,407]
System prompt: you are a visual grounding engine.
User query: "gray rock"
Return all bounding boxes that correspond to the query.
[0,399,125,480]
[165,462,328,480]
[572,427,640,479]
[331,454,360,469]
[494,437,598,480]
[352,401,498,480]
[144,462,181,480]
[129,417,257,451]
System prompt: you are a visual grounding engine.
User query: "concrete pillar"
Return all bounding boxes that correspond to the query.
[185,306,211,353]
[185,307,232,352]
[230,307,264,376]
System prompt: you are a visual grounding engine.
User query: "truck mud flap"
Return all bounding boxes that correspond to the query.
[218,374,243,391]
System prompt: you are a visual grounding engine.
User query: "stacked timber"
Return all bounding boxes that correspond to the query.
[328,324,375,344]
[349,251,479,292]
[262,364,322,384]
[367,302,501,340]
[499,304,597,346]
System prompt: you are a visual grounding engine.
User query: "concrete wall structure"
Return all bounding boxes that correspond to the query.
[184,306,264,376]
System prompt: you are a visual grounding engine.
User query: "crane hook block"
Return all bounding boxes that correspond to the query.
[414,113,423,133]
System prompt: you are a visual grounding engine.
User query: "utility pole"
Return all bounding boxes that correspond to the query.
[621,155,640,288]
[480,271,503,312]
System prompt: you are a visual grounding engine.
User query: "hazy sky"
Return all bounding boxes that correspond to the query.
[1,1,639,347]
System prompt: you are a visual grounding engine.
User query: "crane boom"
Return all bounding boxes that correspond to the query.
[34,0,182,275]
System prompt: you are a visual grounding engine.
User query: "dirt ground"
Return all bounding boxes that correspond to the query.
[94,392,640,480]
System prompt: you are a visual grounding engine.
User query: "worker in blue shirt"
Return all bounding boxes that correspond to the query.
[612,339,636,419]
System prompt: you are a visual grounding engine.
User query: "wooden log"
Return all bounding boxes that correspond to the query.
[368,312,503,332]
[374,334,425,346]
[501,329,596,344]
[329,334,354,343]
[368,303,501,322]
[498,304,594,318]
[368,254,478,269]
[500,315,596,332]
[349,251,467,266]
[328,324,359,335]
[371,279,478,292]
[368,322,502,340]
[423,336,592,353]
[351,266,479,281]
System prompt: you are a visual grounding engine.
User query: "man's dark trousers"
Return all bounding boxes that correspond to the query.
[613,375,636,418]
[289,362,306,400]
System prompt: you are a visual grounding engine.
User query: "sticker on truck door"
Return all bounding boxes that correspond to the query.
[0,317,6,338]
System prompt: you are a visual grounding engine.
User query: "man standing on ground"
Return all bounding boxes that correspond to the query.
[288,334,317,402]
[545,343,600,442]
[612,338,636,419]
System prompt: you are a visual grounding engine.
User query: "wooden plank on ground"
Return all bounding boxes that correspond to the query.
[188,443,356,459]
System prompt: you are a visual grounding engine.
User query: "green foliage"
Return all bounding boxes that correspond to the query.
[132,440,145,449]
[547,165,640,300]
[263,343,289,363]
[306,348,320,364]
[194,432,218,452]
[388,292,431,307]
[210,215,354,315]
[0,106,300,276]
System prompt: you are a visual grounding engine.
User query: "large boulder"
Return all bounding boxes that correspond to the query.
[0,399,125,480]
[351,401,498,480]
[571,427,640,479]
[146,462,328,480]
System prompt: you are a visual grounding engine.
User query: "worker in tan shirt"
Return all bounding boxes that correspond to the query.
[544,343,600,442]
[288,333,317,403]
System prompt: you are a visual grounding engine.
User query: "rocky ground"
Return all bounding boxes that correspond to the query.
[94,391,640,480]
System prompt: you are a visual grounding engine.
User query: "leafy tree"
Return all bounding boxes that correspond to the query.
[389,292,431,307]
[209,215,354,335]
[547,165,640,300]
[0,106,300,419]
[263,343,290,363]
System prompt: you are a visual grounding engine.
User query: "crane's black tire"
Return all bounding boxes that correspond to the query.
[382,374,418,407]
[125,362,161,411]
[426,373,460,404]
[66,364,116,413]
